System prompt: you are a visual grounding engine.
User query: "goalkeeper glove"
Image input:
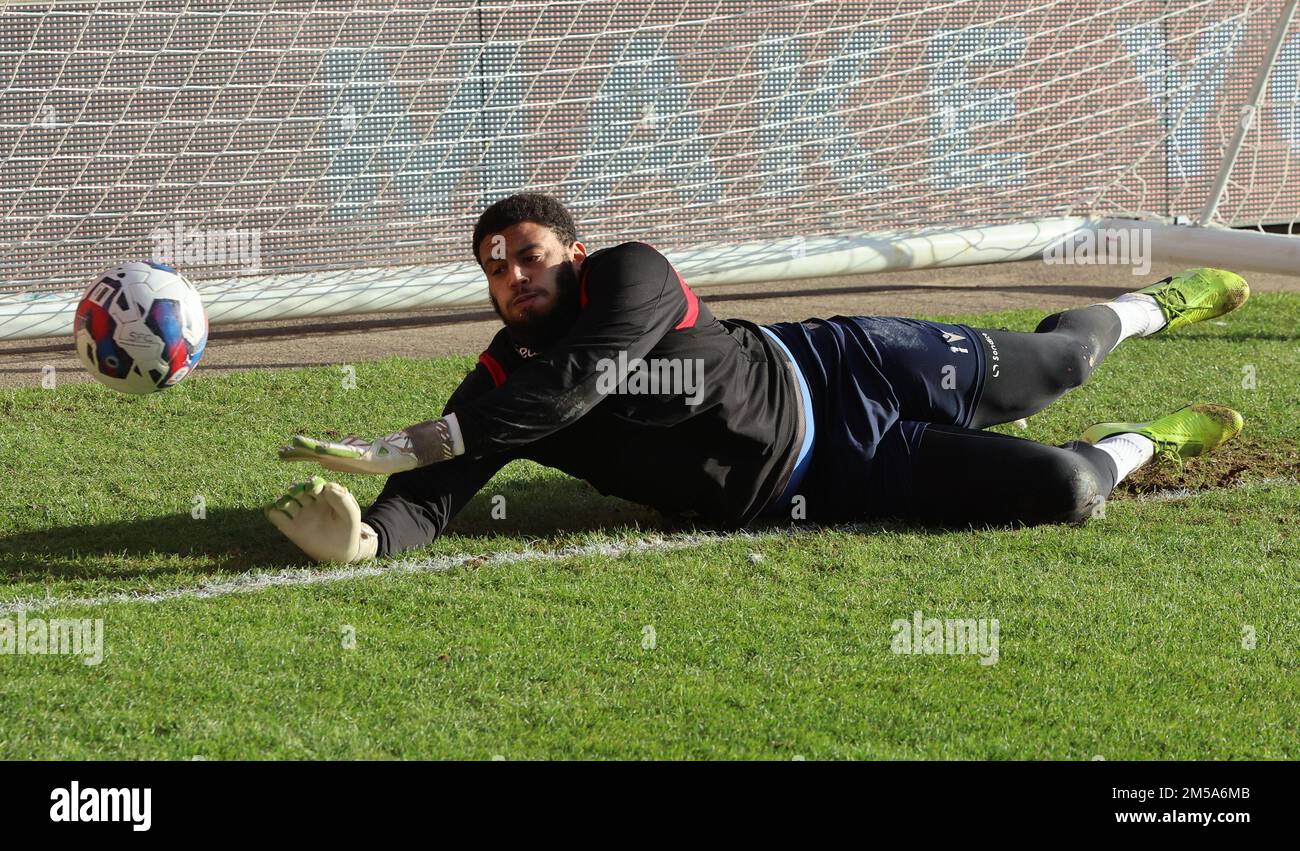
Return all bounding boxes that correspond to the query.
[279,414,464,475]
[265,476,379,563]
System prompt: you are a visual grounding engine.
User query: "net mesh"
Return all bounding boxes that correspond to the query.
[1,0,1295,298]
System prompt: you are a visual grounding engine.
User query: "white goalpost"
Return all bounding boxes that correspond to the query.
[3,0,1300,341]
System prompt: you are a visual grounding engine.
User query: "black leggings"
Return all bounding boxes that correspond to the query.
[904,304,1124,527]
[905,426,1119,526]
[969,303,1121,428]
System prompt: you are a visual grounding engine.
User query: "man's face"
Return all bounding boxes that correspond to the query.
[479,221,586,336]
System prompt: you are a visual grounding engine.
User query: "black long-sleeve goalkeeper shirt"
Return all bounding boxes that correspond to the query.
[364,241,803,557]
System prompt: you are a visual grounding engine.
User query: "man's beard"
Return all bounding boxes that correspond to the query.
[492,261,581,350]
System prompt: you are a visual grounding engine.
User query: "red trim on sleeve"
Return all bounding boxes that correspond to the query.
[642,241,699,330]
[673,270,699,330]
[478,351,507,387]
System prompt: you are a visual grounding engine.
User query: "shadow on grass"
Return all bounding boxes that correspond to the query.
[444,477,685,538]
[20,450,1271,583]
[0,507,302,579]
[0,478,692,581]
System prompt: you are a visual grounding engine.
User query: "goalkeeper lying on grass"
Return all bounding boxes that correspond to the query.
[269,193,1249,563]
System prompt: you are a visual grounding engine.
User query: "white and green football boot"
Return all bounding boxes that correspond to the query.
[1082,403,1244,460]
[1136,268,1250,333]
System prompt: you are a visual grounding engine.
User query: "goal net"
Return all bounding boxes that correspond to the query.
[2,0,1297,339]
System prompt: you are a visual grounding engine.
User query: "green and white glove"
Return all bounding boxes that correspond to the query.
[279,414,464,475]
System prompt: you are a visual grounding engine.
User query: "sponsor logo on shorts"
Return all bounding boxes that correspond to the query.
[981,331,1001,378]
[941,330,969,354]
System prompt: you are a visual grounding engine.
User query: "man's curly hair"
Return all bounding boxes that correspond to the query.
[472,193,578,264]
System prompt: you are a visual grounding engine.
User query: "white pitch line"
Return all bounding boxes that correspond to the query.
[0,530,780,615]
[7,475,1292,613]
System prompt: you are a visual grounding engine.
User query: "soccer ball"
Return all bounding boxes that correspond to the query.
[73,261,208,394]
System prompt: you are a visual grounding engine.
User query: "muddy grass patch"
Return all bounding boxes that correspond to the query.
[1115,437,1300,497]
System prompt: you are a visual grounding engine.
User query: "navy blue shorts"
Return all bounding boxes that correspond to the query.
[765,316,987,521]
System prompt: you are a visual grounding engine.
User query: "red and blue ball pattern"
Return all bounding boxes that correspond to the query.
[73,263,208,393]
[145,297,204,386]
[75,279,135,380]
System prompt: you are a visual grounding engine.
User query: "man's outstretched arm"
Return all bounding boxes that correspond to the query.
[360,452,507,558]
[270,361,508,562]
[278,243,692,474]
[266,448,506,563]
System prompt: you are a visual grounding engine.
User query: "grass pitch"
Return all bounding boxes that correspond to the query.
[1,295,1296,759]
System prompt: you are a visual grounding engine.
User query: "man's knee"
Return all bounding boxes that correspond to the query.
[1033,338,1094,393]
[1034,306,1118,386]
[1026,450,1106,525]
